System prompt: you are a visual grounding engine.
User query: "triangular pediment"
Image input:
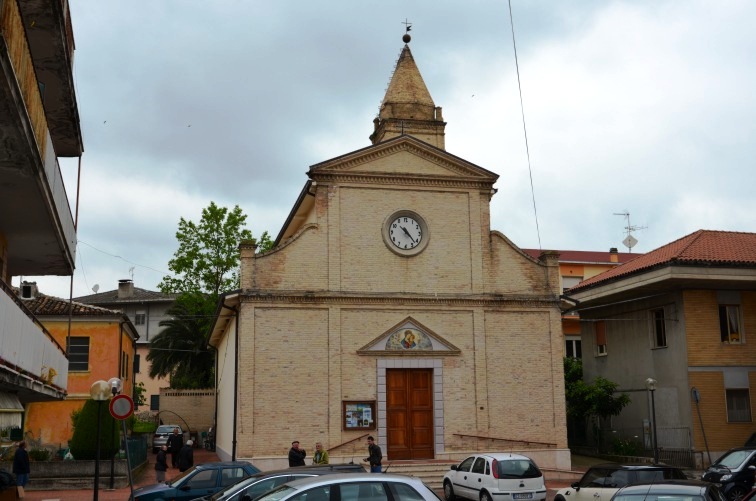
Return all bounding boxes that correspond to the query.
[358,317,461,356]
[309,135,498,183]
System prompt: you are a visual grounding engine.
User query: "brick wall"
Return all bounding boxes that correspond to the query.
[159,389,215,436]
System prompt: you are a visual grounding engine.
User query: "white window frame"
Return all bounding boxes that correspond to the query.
[719,304,742,344]
[725,388,752,423]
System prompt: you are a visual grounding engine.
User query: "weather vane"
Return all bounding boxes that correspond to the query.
[402,18,412,43]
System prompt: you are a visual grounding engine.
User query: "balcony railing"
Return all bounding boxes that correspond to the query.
[0,283,68,395]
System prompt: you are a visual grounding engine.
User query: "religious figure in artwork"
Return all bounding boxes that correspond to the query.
[385,327,432,350]
[401,330,417,349]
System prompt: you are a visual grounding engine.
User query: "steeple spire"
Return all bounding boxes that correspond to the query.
[370,31,446,149]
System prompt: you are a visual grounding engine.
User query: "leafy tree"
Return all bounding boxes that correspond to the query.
[564,357,631,449]
[69,400,120,460]
[151,202,272,388]
[146,293,215,389]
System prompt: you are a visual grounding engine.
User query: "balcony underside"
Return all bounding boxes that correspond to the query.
[0,367,65,402]
[0,47,76,276]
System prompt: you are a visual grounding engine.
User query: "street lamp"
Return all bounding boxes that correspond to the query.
[90,380,111,501]
[645,377,659,463]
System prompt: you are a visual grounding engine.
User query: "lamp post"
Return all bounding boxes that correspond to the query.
[90,380,111,501]
[107,377,122,490]
[645,377,659,464]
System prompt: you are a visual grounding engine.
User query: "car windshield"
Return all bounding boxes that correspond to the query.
[256,485,296,501]
[614,495,704,501]
[157,425,179,434]
[714,450,751,469]
[167,467,194,486]
[495,460,542,479]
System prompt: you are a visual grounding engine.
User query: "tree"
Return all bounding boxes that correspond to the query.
[150,202,271,388]
[69,400,120,460]
[564,357,631,449]
[146,293,215,388]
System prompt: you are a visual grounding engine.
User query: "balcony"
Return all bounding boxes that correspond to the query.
[0,283,68,402]
[0,0,78,276]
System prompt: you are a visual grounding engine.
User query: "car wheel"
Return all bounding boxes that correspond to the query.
[443,481,456,501]
[480,491,493,501]
[554,496,567,501]
[728,486,748,501]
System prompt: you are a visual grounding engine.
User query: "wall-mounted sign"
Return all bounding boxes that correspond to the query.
[343,401,375,430]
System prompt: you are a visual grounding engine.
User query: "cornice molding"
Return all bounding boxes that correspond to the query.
[312,171,494,191]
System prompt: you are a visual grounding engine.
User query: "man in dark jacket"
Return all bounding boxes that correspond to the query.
[167,428,183,468]
[13,441,30,489]
[364,436,382,473]
[177,440,194,472]
[155,445,168,482]
[288,440,306,467]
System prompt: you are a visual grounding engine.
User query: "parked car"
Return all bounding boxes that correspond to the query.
[189,464,366,501]
[133,461,260,501]
[552,464,687,501]
[255,473,443,501]
[443,453,546,501]
[702,447,756,501]
[610,479,727,501]
[152,424,184,453]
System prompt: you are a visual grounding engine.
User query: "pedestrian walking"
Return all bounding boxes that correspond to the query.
[288,440,306,467]
[155,445,168,482]
[177,440,194,472]
[364,436,383,473]
[167,427,183,468]
[13,440,30,498]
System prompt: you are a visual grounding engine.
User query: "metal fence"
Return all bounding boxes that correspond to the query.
[126,435,147,469]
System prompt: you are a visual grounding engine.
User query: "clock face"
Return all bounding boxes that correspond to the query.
[382,211,429,256]
[389,216,422,249]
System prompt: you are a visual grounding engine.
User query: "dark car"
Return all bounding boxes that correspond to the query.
[610,479,727,501]
[190,463,366,501]
[702,447,756,501]
[133,461,260,501]
[553,464,688,501]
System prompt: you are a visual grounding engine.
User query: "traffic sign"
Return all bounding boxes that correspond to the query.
[109,394,134,420]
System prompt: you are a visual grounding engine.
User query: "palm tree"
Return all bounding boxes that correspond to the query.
[147,293,215,388]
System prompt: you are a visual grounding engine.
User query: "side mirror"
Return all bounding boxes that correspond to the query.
[179,485,191,491]
[450,465,458,471]
[241,496,252,501]
[571,482,580,490]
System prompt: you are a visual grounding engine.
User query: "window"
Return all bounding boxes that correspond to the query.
[221,467,248,487]
[134,312,146,325]
[472,457,486,474]
[651,308,667,348]
[150,395,160,411]
[562,276,583,293]
[185,469,218,490]
[719,305,742,343]
[565,337,582,358]
[595,321,607,356]
[66,337,90,372]
[726,389,752,422]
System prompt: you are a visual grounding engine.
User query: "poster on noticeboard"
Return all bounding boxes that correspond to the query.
[343,401,375,430]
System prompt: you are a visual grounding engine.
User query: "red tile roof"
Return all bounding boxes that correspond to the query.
[521,248,637,264]
[20,292,126,317]
[569,230,756,292]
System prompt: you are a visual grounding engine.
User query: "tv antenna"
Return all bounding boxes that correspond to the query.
[92,284,100,293]
[613,211,647,252]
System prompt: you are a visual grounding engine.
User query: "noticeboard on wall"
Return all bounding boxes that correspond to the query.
[342,401,375,430]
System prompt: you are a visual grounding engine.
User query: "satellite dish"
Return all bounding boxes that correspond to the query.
[92,284,100,293]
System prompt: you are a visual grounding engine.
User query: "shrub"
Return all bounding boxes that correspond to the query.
[28,448,51,461]
[611,437,643,456]
[69,399,120,460]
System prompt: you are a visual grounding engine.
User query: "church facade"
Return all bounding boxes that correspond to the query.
[209,38,569,470]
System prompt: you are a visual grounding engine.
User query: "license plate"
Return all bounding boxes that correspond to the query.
[513,494,532,500]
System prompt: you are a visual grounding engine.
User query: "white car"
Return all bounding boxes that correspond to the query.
[255,472,442,501]
[443,453,546,501]
[552,464,688,501]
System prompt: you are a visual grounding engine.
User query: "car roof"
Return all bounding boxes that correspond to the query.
[468,453,535,461]
[284,472,426,488]
[588,463,683,470]
[196,461,253,469]
[614,479,713,495]
[250,464,365,477]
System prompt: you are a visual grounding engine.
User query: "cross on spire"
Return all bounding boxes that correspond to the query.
[402,18,412,33]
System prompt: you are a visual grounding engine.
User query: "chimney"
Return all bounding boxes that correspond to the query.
[239,239,258,290]
[20,281,38,299]
[118,279,134,299]
[609,247,619,263]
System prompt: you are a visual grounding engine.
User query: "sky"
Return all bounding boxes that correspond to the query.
[21,0,756,299]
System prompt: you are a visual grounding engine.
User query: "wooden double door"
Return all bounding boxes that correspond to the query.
[386,369,434,460]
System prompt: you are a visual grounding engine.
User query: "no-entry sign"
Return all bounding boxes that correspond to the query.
[109,394,134,420]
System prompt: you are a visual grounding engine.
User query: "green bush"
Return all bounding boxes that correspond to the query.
[69,400,120,460]
[28,448,51,461]
[611,437,643,456]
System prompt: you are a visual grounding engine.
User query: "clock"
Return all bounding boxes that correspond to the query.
[382,210,429,256]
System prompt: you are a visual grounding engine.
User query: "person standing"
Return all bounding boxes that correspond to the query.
[167,428,183,468]
[13,441,30,497]
[288,441,306,467]
[312,442,329,465]
[155,445,168,482]
[364,436,382,473]
[177,440,194,472]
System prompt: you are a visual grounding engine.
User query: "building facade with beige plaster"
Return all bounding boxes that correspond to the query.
[209,39,569,470]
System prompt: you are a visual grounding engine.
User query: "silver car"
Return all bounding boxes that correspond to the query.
[152,424,183,453]
[255,473,442,501]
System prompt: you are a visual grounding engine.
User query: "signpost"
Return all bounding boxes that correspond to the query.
[108,393,135,500]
